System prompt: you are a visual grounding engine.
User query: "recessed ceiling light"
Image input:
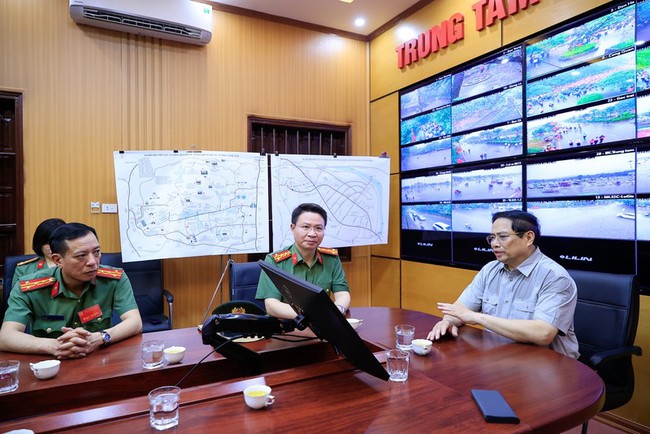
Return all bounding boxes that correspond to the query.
[339,0,354,3]
[354,17,366,27]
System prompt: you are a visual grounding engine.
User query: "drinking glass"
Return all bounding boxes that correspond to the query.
[0,360,20,393]
[386,349,409,382]
[142,340,165,369]
[395,324,415,350]
[149,385,181,430]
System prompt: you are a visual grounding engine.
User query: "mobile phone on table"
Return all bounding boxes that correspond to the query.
[470,389,520,424]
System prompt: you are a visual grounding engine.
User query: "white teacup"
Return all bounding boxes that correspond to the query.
[30,359,61,380]
[163,346,186,364]
[243,385,275,409]
[412,339,433,356]
[347,318,363,330]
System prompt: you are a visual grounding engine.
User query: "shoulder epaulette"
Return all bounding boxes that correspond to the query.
[96,267,123,280]
[272,250,292,263]
[20,276,57,293]
[17,257,39,267]
[317,247,339,256]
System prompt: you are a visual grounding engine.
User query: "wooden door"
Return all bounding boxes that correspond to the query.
[0,91,24,291]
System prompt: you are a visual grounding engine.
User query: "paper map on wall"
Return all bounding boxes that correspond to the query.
[113,151,270,262]
[270,154,390,250]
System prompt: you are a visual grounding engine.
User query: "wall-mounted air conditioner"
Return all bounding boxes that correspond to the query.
[69,0,212,46]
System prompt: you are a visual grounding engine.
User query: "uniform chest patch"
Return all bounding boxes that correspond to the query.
[78,304,103,324]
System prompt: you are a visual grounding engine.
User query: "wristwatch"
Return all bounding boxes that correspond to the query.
[99,330,111,346]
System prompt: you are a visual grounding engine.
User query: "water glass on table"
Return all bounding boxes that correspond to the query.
[395,324,415,350]
[386,349,410,382]
[142,340,165,369]
[0,360,20,393]
[149,385,181,430]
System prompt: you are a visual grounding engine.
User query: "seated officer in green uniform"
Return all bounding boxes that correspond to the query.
[0,223,142,359]
[256,203,351,320]
[13,217,66,280]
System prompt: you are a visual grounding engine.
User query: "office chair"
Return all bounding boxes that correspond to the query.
[229,261,265,311]
[2,254,38,323]
[101,253,174,333]
[568,269,642,434]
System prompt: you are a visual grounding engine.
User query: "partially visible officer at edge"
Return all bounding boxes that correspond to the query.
[13,217,66,280]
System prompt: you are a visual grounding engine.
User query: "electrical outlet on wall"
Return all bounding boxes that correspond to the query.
[102,203,118,213]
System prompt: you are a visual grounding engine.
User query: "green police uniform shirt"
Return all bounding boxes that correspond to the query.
[255,244,350,302]
[13,256,49,281]
[4,265,139,338]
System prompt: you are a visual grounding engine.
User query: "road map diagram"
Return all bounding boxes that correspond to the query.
[113,151,269,262]
[270,154,390,250]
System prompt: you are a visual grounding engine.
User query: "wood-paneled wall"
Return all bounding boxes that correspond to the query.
[368,0,649,428]
[0,0,370,329]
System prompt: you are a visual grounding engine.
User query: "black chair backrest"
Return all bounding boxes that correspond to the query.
[229,261,265,311]
[2,254,38,323]
[100,252,123,268]
[569,269,639,362]
[101,252,170,332]
[568,269,641,412]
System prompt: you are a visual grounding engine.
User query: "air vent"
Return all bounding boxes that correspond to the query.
[81,8,203,40]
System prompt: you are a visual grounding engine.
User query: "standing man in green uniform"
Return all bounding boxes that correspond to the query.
[256,203,351,320]
[13,218,66,280]
[0,223,142,359]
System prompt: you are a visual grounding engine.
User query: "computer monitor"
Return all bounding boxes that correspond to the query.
[258,260,390,381]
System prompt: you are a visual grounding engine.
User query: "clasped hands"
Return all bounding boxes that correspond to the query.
[54,327,102,359]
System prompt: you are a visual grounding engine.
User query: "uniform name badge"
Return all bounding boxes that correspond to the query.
[78,304,103,324]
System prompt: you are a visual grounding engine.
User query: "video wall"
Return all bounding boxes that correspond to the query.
[400,0,650,291]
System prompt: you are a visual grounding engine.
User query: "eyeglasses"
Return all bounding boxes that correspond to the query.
[486,232,523,245]
[297,224,324,234]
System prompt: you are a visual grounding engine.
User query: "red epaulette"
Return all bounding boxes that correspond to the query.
[17,257,39,267]
[20,276,56,293]
[317,247,339,256]
[272,250,292,263]
[96,267,123,280]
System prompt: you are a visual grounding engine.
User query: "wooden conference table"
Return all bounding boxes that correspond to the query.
[0,307,604,433]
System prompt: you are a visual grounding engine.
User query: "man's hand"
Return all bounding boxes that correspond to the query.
[427,318,459,341]
[427,301,476,341]
[437,302,479,325]
[264,298,299,320]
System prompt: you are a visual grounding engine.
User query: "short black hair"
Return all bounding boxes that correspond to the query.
[32,218,66,256]
[49,223,98,255]
[492,210,541,246]
[291,203,327,227]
